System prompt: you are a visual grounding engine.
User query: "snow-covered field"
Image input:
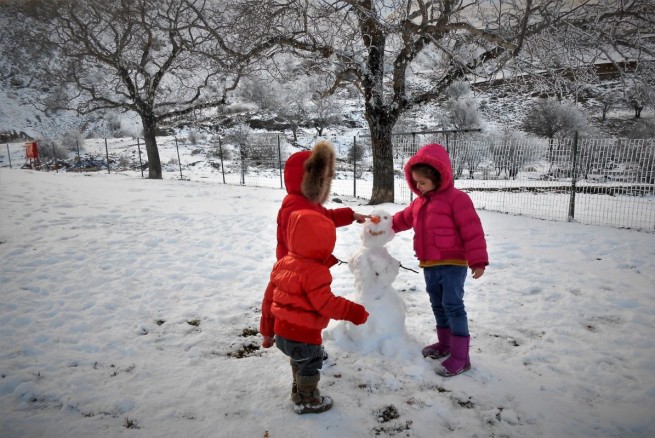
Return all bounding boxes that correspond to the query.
[1,167,654,437]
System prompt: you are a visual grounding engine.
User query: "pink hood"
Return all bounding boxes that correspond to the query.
[404,144,453,196]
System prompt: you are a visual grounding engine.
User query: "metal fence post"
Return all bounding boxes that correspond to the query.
[52,144,58,173]
[105,138,110,174]
[219,138,226,184]
[137,138,144,177]
[6,144,11,168]
[175,136,183,179]
[568,131,579,221]
[277,134,283,189]
[353,136,357,198]
[76,140,80,162]
[239,144,246,185]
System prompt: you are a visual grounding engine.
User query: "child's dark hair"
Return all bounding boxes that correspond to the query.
[411,163,441,189]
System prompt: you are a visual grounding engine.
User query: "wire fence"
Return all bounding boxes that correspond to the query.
[3,132,654,231]
[220,132,655,231]
[370,134,655,231]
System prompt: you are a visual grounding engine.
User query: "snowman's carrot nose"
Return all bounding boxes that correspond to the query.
[371,216,381,224]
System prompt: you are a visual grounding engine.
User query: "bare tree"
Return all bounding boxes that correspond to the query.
[487,130,539,180]
[240,76,280,112]
[626,81,654,119]
[2,0,255,179]
[445,99,481,131]
[462,141,488,180]
[277,83,310,143]
[309,92,341,137]
[522,99,589,173]
[251,0,654,203]
[597,90,621,121]
[522,100,589,140]
[222,123,252,184]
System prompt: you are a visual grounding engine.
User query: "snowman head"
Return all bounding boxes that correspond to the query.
[361,209,395,248]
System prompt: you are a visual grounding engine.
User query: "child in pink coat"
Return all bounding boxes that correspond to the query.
[392,143,488,377]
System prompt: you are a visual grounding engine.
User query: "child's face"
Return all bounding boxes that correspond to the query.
[412,171,436,194]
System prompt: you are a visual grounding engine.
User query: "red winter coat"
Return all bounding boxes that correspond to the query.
[269,210,366,345]
[260,141,355,339]
[392,144,488,269]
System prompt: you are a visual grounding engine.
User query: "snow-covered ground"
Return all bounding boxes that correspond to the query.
[1,167,654,437]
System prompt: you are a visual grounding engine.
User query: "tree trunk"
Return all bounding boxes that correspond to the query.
[141,115,162,179]
[291,125,298,143]
[367,117,395,205]
[359,14,395,205]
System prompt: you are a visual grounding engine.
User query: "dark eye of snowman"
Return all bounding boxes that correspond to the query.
[368,230,385,236]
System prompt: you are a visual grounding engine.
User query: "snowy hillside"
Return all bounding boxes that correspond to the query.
[1,65,652,144]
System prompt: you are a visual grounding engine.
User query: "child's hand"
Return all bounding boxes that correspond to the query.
[471,267,485,279]
[353,212,370,223]
[346,304,369,325]
[262,336,275,348]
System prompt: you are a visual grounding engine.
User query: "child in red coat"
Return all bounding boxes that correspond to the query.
[268,209,368,414]
[393,144,488,377]
[260,140,368,348]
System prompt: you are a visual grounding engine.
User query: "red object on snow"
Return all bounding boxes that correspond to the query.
[25,142,39,159]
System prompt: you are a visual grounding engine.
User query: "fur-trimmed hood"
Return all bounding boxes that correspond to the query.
[284,140,336,204]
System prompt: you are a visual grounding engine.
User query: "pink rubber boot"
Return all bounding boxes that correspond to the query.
[437,335,471,377]
[422,327,451,359]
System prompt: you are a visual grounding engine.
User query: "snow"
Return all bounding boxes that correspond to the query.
[328,209,414,359]
[1,167,655,438]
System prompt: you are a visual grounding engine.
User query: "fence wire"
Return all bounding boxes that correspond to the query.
[8,132,652,231]
[376,134,654,231]
[215,132,654,231]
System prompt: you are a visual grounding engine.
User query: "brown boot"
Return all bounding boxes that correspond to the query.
[294,373,333,414]
[290,361,301,403]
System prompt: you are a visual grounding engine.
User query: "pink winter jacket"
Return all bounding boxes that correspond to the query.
[392,144,489,270]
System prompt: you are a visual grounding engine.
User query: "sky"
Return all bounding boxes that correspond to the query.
[1,156,655,437]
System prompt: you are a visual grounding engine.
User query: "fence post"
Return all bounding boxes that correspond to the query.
[410,136,417,203]
[175,136,183,179]
[219,138,226,184]
[568,131,579,222]
[52,144,58,172]
[277,134,283,189]
[353,136,357,198]
[137,138,144,177]
[105,138,110,174]
[6,144,11,169]
[239,144,246,185]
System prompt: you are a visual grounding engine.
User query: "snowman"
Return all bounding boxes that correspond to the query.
[329,209,411,357]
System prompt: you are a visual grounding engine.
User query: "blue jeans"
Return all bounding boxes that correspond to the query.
[275,335,323,376]
[424,265,469,336]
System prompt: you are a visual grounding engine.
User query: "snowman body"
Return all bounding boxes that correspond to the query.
[333,209,410,357]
